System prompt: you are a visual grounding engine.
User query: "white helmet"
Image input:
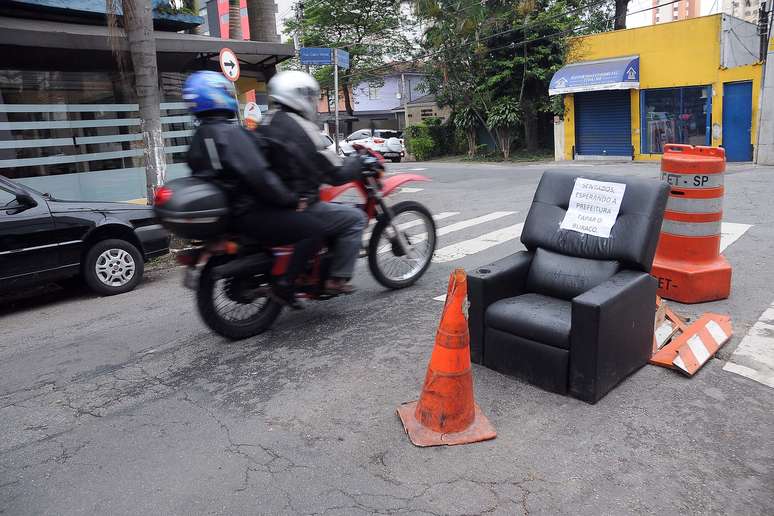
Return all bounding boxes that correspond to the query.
[267,71,320,121]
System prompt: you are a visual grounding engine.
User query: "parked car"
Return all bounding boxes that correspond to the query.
[320,133,344,156]
[344,129,405,162]
[0,176,170,296]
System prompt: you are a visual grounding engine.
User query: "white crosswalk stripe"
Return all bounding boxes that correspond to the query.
[376,211,517,253]
[433,223,525,263]
[724,301,774,388]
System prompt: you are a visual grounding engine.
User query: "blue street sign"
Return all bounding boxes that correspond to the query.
[300,47,333,66]
[336,49,350,70]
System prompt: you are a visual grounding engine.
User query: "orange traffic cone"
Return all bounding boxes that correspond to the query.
[397,269,496,447]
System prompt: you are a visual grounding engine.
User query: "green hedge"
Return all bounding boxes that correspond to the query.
[406,118,465,161]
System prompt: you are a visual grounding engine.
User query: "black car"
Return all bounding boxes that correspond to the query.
[0,176,169,296]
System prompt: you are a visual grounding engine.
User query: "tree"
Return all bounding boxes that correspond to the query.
[486,98,521,159]
[614,0,629,30]
[415,0,609,154]
[107,0,167,203]
[229,0,242,39]
[453,106,478,157]
[246,0,279,41]
[285,0,415,133]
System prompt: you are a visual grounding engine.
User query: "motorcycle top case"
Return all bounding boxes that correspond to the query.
[154,176,229,239]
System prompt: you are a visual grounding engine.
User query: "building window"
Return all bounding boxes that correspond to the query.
[368,85,381,100]
[641,86,710,154]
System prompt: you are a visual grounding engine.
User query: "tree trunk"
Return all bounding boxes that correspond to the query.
[185,0,203,35]
[496,129,510,160]
[229,0,242,39]
[614,0,629,30]
[466,127,476,157]
[122,0,166,203]
[246,0,278,42]
[523,99,539,153]
[342,78,354,135]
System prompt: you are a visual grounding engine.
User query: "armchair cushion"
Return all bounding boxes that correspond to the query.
[486,293,571,349]
[467,251,534,364]
[526,248,620,301]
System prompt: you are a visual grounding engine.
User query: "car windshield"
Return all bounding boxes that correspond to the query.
[375,130,401,139]
[0,176,51,199]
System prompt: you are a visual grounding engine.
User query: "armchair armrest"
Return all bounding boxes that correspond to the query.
[570,270,656,404]
[467,251,534,364]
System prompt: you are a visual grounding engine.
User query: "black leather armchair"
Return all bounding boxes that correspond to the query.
[468,170,669,404]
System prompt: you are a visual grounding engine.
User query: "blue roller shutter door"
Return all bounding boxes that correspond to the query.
[574,91,632,157]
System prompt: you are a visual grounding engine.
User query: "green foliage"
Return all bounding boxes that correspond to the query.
[486,98,521,130]
[285,0,415,112]
[414,0,611,152]
[405,124,434,161]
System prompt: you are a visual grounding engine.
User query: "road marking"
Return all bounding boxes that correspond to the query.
[398,187,424,194]
[376,211,517,254]
[720,222,753,252]
[723,301,774,389]
[364,211,459,241]
[433,223,525,263]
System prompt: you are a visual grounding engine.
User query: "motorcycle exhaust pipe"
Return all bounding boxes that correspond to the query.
[213,253,273,279]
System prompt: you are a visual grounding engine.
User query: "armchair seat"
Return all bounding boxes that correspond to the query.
[486,294,571,349]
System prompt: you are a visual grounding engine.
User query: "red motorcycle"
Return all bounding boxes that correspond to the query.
[155,166,436,340]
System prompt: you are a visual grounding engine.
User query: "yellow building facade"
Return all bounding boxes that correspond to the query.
[554,14,763,162]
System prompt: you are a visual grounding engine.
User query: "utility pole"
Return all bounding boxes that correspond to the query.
[401,73,409,131]
[334,49,340,155]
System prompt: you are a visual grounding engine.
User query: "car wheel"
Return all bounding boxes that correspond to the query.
[83,239,144,296]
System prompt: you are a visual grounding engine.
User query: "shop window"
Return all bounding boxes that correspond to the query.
[641,86,710,154]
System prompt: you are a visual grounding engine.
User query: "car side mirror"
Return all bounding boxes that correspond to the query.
[7,193,37,213]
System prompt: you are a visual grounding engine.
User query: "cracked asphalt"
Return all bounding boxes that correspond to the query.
[1,161,773,515]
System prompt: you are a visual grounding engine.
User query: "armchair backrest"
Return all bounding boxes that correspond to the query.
[521,169,669,273]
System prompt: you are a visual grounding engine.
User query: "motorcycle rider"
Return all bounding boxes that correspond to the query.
[263,71,377,295]
[183,70,323,308]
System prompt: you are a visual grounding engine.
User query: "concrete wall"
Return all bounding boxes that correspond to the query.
[721,15,761,68]
[757,35,774,164]
[352,74,425,112]
[562,14,763,161]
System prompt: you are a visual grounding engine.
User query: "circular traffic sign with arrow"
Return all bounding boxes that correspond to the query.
[219,48,240,82]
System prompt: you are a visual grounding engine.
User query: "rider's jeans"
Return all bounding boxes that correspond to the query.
[305,201,367,280]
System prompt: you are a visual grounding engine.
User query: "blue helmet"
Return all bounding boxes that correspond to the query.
[183,71,238,116]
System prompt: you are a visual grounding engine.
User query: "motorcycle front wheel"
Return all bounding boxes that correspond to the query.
[368,200,436,289]
[196,258,283,340]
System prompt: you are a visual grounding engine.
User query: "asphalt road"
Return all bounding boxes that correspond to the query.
[2,160,773,515]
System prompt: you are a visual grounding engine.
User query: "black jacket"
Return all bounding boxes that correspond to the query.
[264,110,364,202]
[187,117,298,214]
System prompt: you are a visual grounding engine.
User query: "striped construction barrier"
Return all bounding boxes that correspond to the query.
[650,313,732,376]
[651,145,732,303]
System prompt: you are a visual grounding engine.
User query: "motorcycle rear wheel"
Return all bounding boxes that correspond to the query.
[196,258,283,340]
[368,200,436,289]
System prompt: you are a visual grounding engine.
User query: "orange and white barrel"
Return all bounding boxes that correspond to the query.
[651,144,731,303]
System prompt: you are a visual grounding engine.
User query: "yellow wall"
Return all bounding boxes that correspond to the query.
[562,15,762,160]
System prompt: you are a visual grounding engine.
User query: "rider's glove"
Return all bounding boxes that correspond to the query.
[359,155,380,171]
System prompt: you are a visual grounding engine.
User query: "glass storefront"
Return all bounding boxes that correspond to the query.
[640,86,711,154]
[0,70,193,200]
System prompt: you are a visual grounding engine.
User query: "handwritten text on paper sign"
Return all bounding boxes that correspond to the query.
[560,178,626,238]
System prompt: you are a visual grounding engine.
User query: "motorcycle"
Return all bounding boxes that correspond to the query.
[154,156,436,340]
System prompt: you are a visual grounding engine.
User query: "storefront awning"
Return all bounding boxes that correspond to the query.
[549,56,639,96]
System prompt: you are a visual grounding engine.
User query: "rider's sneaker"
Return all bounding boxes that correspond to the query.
[324,278,355,296]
